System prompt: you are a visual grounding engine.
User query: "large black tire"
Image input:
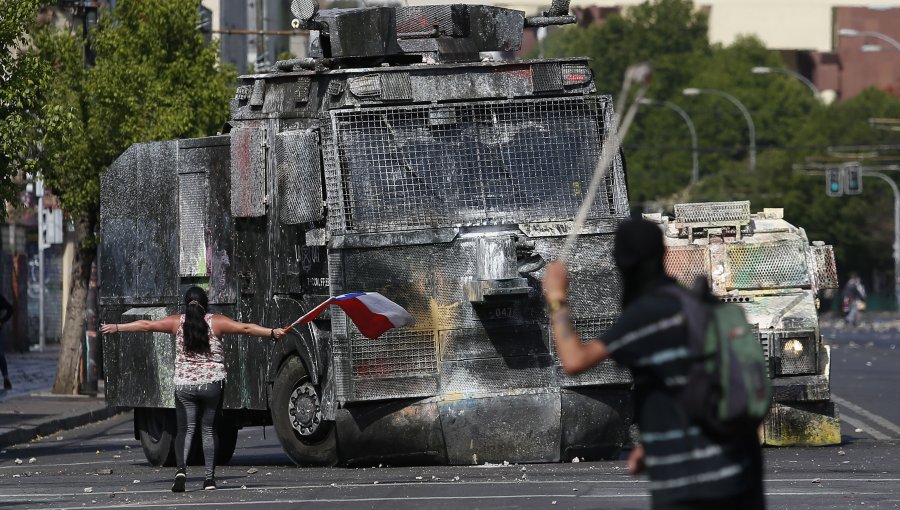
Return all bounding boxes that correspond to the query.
[215,414,239,465]
[136,408,176,467]
[271,356,338,466]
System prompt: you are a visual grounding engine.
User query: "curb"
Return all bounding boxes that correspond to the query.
[0,403,122,449]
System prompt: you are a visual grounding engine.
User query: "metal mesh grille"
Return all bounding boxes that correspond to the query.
[726,240,809,290]
[352,377,438,401]
[322,96,627,234]
[759,333,770,377]
[441,357,553,393]
[178,173,208,276]
[532,63,563,92]
[396,5,464,36]
[556,317,632,387]
[276,130,323,224]
[350,330,437,380]
[664,245,709,288]
[809,245,839,289]
[674,201,750,225]
[230,128,267,218]
[380,73,412,100]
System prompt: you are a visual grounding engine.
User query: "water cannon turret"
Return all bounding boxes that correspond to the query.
[281,1,576,67]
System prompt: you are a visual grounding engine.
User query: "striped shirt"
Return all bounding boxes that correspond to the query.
[605,289,762,506]
[174,314,226,387]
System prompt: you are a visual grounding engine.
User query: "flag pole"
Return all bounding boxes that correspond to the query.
[559,63,652,264]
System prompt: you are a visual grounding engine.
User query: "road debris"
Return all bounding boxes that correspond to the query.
[14,458,22,465]
[28,457,36,464]
[247,468,258,474]
[98,468,113,475]
[84,487,93,493]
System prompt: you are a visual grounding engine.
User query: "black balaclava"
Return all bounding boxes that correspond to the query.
[613,217,672,308]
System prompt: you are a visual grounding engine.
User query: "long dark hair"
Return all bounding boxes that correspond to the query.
[183,286,210,354]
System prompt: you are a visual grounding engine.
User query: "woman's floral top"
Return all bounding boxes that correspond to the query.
[174,314,226,386]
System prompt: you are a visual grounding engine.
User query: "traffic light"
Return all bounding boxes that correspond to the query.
[845,163,863,195]
[826,167,843,197]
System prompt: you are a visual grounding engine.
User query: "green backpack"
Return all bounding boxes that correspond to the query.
[663,284,773,438]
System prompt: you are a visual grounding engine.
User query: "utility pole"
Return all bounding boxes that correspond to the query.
[256,0,266,68]
[36,179,45,352]
[866,171,900,310]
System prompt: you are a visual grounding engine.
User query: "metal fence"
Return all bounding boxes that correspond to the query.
[323,96,628,234]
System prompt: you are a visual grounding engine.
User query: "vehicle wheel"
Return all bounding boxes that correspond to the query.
[271,356,338,466]
[136,408,176,467]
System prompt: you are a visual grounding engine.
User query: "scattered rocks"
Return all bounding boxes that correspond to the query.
[28,457,36,464]
[838,450,846,456]
[97,468,113,475]
[247,468,258,474]
[14,458,22,465]
[812,478,821,484]
[572,457,580,463]
[241,485,247,490]
[84,487,93,493]
[132,480,140,484]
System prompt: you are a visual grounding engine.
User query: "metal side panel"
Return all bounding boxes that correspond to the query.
[100,142,179,305]
[439,391,561,464]
[222,336,272,410]
[230,127,267,218]
[206,142,237,305]
[178,172,209,276]
[112,307,175,408]
[275,130,324,224]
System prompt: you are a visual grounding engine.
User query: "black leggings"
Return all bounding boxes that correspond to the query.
[174,382,223,479]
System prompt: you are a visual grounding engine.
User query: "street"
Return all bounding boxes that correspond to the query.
[1,323,899,510]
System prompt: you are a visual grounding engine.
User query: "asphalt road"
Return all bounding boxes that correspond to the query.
[1,326,898,510]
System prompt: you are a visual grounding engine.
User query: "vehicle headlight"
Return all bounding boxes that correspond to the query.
[776,335,817,375]
[782,339,804,358]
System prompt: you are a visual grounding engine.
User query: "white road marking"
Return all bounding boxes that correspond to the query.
[839,412,891,440]
[832,393,900,438]
[19,490,900,510]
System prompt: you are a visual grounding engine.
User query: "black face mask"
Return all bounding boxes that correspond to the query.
[613,218,671,308]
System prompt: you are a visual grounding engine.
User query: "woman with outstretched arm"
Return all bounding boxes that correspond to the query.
[100,286,286,492]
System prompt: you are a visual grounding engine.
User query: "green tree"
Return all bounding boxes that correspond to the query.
[35,0,236,393]
[0,0,73,206]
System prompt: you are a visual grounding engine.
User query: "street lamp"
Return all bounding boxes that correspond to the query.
[637,98,699,185]
[682,87,756,173]
[839,28,900,52]
[752,66,821,101]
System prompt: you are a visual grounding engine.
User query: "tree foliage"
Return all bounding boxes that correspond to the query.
[0,0,73,207]
[36,0,236,214]
[28,0,236,393]
[540,0,900,292]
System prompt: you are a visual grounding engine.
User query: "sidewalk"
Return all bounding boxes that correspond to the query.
[0,346,118,448]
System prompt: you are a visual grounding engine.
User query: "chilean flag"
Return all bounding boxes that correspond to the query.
[290,292,415,339]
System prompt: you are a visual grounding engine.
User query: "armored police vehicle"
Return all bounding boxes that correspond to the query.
[100,0,839,467]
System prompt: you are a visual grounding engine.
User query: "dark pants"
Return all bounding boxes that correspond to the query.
[174,382,223,479]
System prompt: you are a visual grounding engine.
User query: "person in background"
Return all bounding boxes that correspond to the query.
[100,286,286,492]
[542,217,764,510]
[0,294,14,390]
[842,273,866,327]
